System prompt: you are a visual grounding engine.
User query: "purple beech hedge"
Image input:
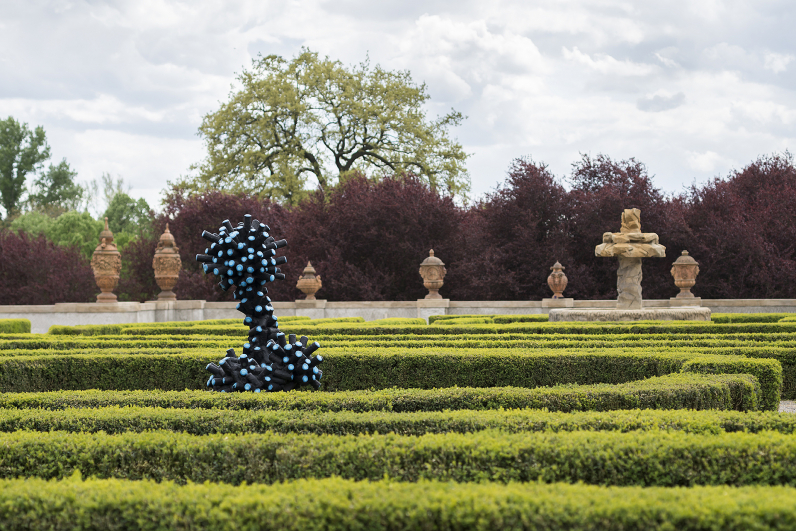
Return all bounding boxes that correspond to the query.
[4,152,796,303]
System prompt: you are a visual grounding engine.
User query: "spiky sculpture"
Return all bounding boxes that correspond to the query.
[195,214,323,392]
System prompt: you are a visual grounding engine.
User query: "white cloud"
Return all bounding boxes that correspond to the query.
[0,0,795,207]
[764,52,794,73]
[562,46,656,77]
[687,150,725,172]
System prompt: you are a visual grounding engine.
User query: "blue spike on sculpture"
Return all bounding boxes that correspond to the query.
[197,214,323,392]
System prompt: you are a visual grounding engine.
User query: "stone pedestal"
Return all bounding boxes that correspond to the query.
[670,297,702,307]
[617,257,643,309]
[417,298,450,322]
[549,307,711,322]
[542,298,574,308]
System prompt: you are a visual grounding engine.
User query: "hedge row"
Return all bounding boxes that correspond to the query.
[0,319,30,334]
[0,348,779,407]
[44,316,312,336]
[8,333,796,352]
[3,477,796,531]
[3,428,796,486]
[0,375,761,425]
[91,321,796,337]
[1,385,784,437]
[3,341,791,400]
[0,376,757,413]
[711,313,795,323]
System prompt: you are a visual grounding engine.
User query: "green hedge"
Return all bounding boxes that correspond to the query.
[2,477,796,531]
[0,375,759,413]
[683,356,782,411]
[0,319,30,334]
[0,386,782,437]
[493,314,550,323]
[94,321,796,337]
[0,348,778,408]
[3,340,792,398]
[2,429,796,486]
[433,317,494,325]
[0,375,760,422]
[0,348,782,408]
[711,313,794,323]
[428,314,486,323]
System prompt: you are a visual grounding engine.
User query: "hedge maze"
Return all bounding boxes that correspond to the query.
[0,313,795,529]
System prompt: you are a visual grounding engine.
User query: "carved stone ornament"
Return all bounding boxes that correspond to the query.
[153,223,182,301]
[594,209,666,310]
[296,261,322,300]
[547,261,568,299]
[91,217,122,302]
[419,249,447,299]
[670,250,700,298]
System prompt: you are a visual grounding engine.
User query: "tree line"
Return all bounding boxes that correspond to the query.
[1,49,793,304]
[3,150,792,305]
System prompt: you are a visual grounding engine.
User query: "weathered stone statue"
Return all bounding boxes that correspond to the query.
[595,208,665,309]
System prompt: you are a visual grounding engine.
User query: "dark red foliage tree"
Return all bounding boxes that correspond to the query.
[448,158,571,300]
[0,230,97,304]
[115,231,161,302]
[680,153,796,298]
[566,154,684,300]
[159,188,292,301]
[288,174,466,301]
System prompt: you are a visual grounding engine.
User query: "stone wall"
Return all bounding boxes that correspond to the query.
[3,298,796,333]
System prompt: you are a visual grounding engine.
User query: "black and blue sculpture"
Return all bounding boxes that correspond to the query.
[195,214,323,392]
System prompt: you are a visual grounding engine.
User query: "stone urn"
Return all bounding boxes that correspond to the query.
[152,223,182,301]
[419,249,447,299]
[91,217,122,303]
[547,261,568,299]
[671,250,700,298]
[296,261,322,300]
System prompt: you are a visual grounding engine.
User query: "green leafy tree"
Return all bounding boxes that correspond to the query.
[0,117,50,219]
[28,159,85,214]
[186,49,470,204]
[12,210,103,259]
[104,192,151,235]
[9,210,54,236]
[46,210,104,259]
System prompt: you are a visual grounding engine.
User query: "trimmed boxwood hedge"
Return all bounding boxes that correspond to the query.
[0,374,761,421]
[1,387,789,437]
[711,313,795,323]
[0,348,779,408]
[0,319,30,334]
[2,428,796,486]
[48,321,796,336]
[81,321,796,337]
[0,375,759,413]
[1,477,795,531]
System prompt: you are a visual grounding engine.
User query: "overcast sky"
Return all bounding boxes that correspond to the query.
[2,0,794,210]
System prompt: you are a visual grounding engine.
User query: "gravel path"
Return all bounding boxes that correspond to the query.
[779,401,796,413]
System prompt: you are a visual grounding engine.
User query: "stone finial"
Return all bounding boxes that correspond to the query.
[419,249,447,299]
[91,217,122,303]
[671,250,700,298]
[296,261,322,300]
[594,209,666,310]
[547,261,568,299]
[153,223,182,301]
[620,208,642,233]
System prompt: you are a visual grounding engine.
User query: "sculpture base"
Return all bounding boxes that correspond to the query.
[157,291,177,302]
[96,292,118,303]
[549,307,711,322]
